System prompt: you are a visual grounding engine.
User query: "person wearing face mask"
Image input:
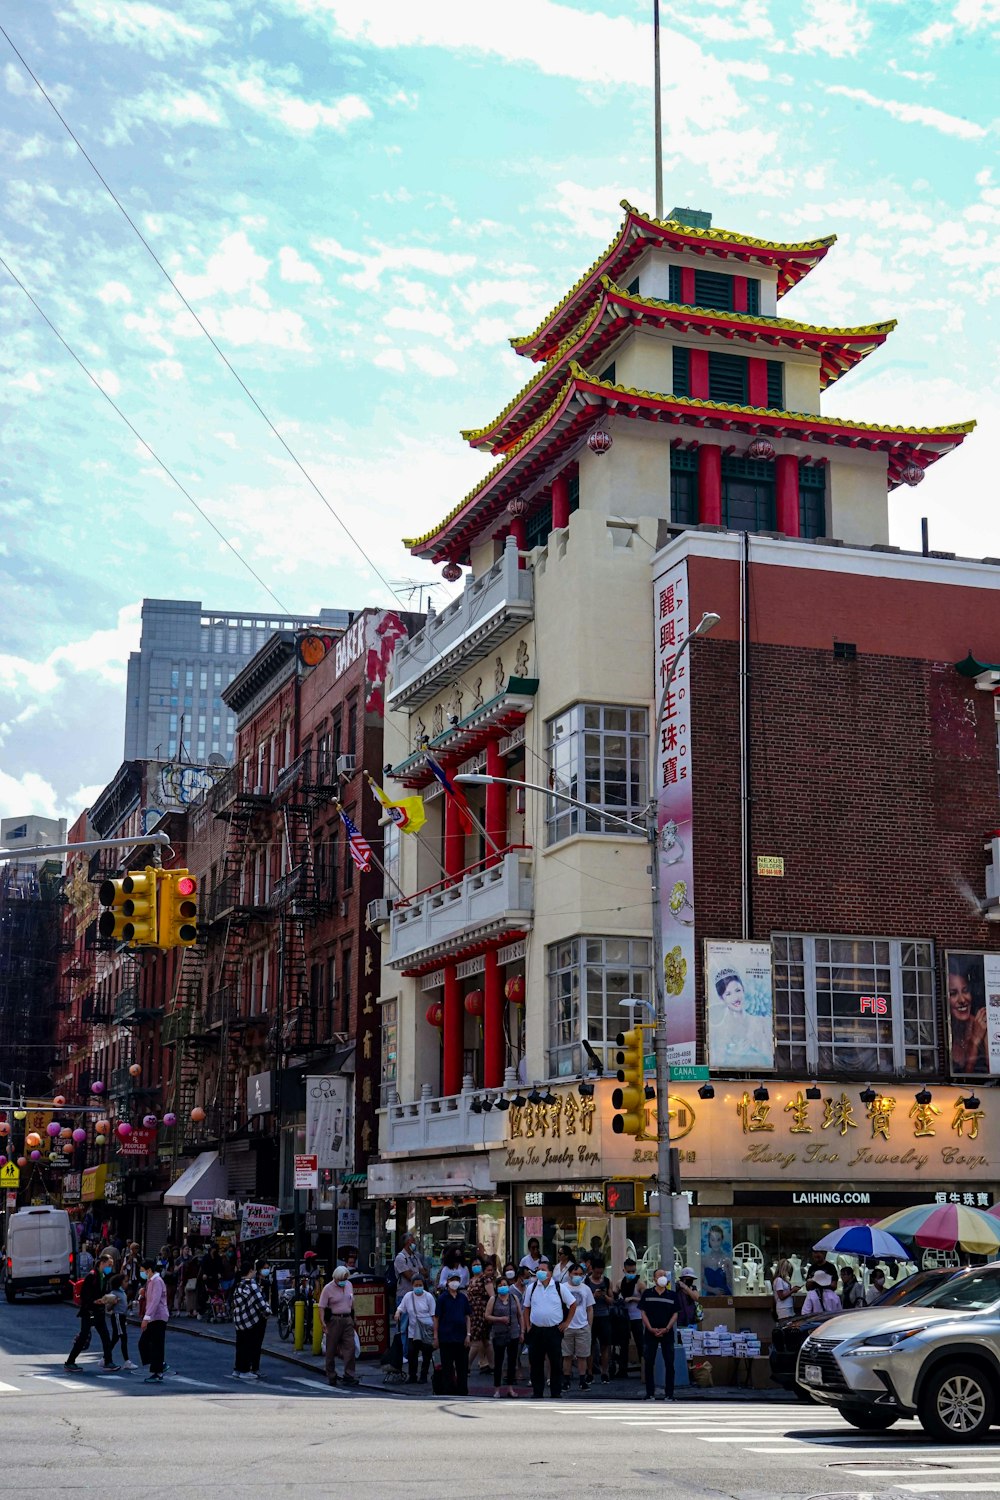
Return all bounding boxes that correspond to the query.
[137,1258,170,1384]
[639,1268,679,1402]
[393,1231,426,1307]
[319,1266,359,1387]
[466,1256,495,1375]
[553,1245,574,1285]
[561,1263,596,1391]
[394,1273,436,1383]
[436,1244,469,1290]
[485,1263,523,1399]
[522,1258,575,1399]
[64,1255,119,1373]
[433,1273,472,1396]
[613,1258,645,1379]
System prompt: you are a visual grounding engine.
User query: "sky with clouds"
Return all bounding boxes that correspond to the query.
[1,0,998,825]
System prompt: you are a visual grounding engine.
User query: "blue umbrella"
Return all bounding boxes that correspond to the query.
[813,1224,909,1259]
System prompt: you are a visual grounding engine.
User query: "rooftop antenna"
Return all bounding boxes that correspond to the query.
[390,579,446,612]
[653,0,663,219]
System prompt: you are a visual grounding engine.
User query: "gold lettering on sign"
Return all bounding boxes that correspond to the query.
[909,1100,941,1138]
[952,1101,985,1140]
[509,1106,523,1139]
[866,1095,895,1141]
[549,1096,563,1139]
[563,1095,579,1136]
[737,1091,774,1134]
[822,1094,857,1136]
[783,1091,812,1134]
[579,1097,596,1136]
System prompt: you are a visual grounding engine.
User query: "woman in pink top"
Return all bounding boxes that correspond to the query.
[139,1259,170,1384]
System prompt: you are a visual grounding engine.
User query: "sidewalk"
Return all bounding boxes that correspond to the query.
[147,1314,795,1401]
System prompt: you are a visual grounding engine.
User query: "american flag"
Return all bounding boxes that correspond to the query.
[338,807,373,873]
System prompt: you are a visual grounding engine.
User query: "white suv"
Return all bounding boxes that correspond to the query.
[798,1264,1000,1441]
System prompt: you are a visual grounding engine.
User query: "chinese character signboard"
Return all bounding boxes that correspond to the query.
[652,555,696,1067]
[705,939,775,1072]
[305,1075,349,1171]
[117,1126,156,1158]
[945,951,1000,1075]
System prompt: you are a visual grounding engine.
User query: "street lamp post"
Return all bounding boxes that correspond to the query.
[458,601,720,1278]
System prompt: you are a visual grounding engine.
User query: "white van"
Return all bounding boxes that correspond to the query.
[4,1206,76,1301]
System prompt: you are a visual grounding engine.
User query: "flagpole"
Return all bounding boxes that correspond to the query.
[334,799,407,901]
[653,0,663,220]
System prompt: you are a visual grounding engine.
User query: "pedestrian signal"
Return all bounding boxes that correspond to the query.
[158,870,199,949]
[603,1180,636,1214]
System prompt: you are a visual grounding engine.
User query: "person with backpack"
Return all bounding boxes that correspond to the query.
[800,1267,842,1317]
[522,1258,574,1399]
[103,1273,136,1371]
[64,1260,119,1372]
[485,1264,524,1399]
[231,1261,270,1381]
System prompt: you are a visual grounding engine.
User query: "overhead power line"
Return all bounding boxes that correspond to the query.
[0,250,292,614]
[1,24,403,605]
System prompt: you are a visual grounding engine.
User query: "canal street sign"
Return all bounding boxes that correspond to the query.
[668,1065,709,1083]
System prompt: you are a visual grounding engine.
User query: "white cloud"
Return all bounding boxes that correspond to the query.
[210,62,373,133]
[184,304,311,351]
[151,358,185,380]
[110,84,226,141]
[59,0,217,56]
[372,347,406,373]
[0,769,63,822]
[173,230,271,302]
[0,605,140,699]
[384,305,454,339]
[826,84,986,139]
[409,347,458,378]
[794,0,872,56]
[97,281,133,306]
[95,369,121,397]
[278,246,323,284]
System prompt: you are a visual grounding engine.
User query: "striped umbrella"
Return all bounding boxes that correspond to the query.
[813,1224,910,1259]
[877,1202,1000,1255]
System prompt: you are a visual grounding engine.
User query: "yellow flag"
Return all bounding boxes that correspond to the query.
[369,780,426,835]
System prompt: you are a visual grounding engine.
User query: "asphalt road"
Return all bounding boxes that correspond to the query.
[3,1296,1000,1499]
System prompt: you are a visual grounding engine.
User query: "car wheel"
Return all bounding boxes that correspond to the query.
[4,1286,15,1303]
[794,1382,815,1403]
[919,1364,995,1443]
[841,1408,899,1431]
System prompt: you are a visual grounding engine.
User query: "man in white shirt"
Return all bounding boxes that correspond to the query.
[522,1257,574,1399]
[561,1262,595,1390]
[393,1233,425,1306]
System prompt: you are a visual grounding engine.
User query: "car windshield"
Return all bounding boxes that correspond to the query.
[878,1271,949,1307]
[915,1267,1000,1312]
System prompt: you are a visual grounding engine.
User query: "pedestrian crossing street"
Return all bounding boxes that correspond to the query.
[521,1399,1000,1494]
[0,1361,356,1400]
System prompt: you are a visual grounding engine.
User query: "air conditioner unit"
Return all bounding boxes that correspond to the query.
[336,754,356,778]
[367,898,393,927]
[339,900,348,918]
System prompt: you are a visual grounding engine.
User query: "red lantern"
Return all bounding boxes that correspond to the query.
[900,461,924,486]
[425,1002,444,1028]
[587,429,612,456]
[747,436,775,461]
[507,496,527,518]
[464,989,485,1018]
[117,1122,132,1139]
[128,1063,141,1077]
[505,976,525,1006]
[62,1142,74,1156]
[190,1106,206,1123]
[442,561,462,583]
[95,1119,111,1135]
[53,1095,66,1107]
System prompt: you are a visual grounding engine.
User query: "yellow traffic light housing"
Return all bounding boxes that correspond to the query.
[158,870,199,949]
[97,868,159,946]
[612,1027,647,1137]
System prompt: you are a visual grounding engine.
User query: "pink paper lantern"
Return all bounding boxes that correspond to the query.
[29,1150,41,1161]
[142,1115,157,1128]
[91,1081,105,1095]
[46,1121,61,1138]
[0,1156,6,1167]
[72,1128,87,1144]
[117,1122,132,1139]
[53,1095,66,1107]
[162,1112,176,1127]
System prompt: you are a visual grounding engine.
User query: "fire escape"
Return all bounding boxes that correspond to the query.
[0,860,67,1096]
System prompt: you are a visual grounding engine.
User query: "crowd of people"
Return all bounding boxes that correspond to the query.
[390,1233,698,1400]
[772,1249,882,1319]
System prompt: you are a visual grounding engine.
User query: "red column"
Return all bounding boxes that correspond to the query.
[483,950,504,1089]
[509,515,527,568]
[443,963,463,1096]
[697,444,722,525]
[747,358,768,409]
[551,473,570,530]
[732,276,748,313]
[485,740,507,868]
[689,349,709,398]
[680,267,695,306]
[775,453,800,536]
[444,783,465,884]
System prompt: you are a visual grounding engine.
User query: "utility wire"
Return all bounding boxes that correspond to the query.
[1,24,402,605]
[0,250,292,614]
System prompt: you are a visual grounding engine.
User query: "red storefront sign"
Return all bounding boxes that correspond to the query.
[351,1279,389,1357]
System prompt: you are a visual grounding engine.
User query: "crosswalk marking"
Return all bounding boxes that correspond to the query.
[288,1377,340,1393]
[32,1375,94,1391]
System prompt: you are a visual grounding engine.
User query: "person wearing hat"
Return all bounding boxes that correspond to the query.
[800,1267,842,1317]
[318,1265,359,1387]
[676,1268,701,1328]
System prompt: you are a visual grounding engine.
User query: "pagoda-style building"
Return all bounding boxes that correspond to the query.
[406,201,971,567]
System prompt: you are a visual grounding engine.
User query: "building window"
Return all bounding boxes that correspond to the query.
[347,698,358,756]
[745,279,761,315]
[708,351,747,404]
[800,463,826,539]
[772,934,937,1077]
[341,948,352,1033]
[721,454,776,532]
[672,347,690,397]
[766,360,783,409]
[380,999,397,1106]
[670,446,698,526]
[545,704,648,844]
[546,936,652,1077]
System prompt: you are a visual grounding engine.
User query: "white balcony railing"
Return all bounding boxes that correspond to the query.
[387,849,534,969]
[380,1089,508,1155]
[388,537,534,708]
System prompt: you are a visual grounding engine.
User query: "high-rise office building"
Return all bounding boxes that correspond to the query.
[123,599,351,763]
[0,814,68,863]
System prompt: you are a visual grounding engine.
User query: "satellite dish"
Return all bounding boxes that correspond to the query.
[208,753,227,767]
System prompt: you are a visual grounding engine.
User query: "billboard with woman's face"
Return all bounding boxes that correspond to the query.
[946,951,1000,1075]
[705,940,775,1071]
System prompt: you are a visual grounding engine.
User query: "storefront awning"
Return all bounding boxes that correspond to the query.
[367,1155,497,1200]
[163,1150,226,1208]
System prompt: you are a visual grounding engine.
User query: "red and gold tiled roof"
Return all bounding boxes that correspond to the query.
[512,202,836,361]
[464,278,895,455]
[405,366,973,563]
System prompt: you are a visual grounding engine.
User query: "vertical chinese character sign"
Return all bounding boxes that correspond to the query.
[653,555,696,1066]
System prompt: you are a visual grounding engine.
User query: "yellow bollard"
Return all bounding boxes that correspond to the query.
[294,1297,305,1351]
[312,1301,323,1356]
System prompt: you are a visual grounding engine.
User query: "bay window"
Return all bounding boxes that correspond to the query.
[547,935,652,1077]
[545,704,648,844]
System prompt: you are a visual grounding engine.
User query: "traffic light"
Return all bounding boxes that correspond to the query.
[612,1028,645,1136]
[158,870,199,949]
[603,1180,637,1214]
[98,869,159,946]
